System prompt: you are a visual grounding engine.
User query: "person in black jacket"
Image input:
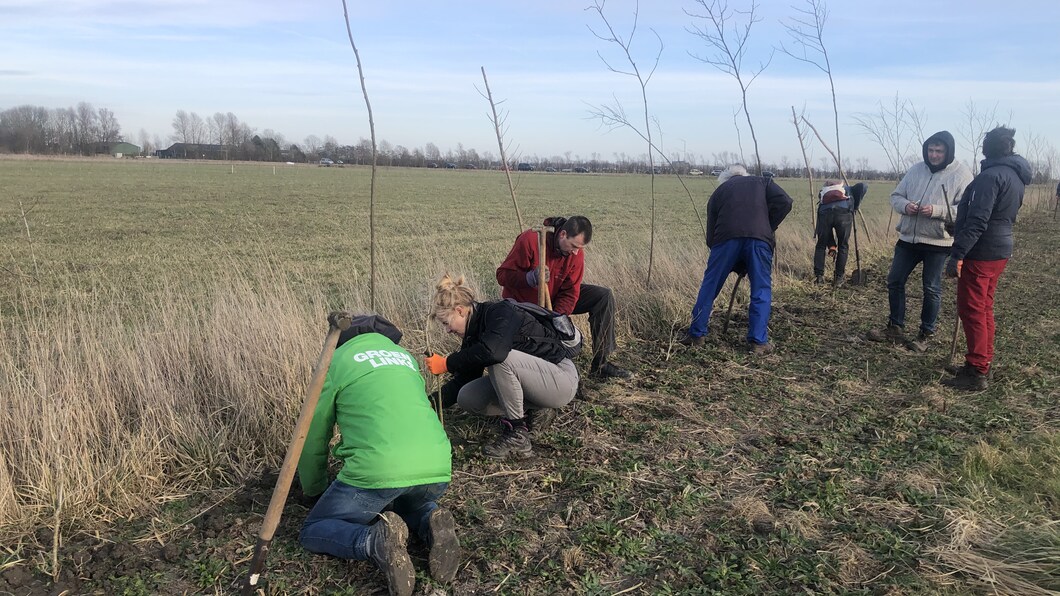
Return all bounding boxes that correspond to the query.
[813,181,867,288]
[942,126,1032,390]
[680,164,793,354]
[425,273,579,458]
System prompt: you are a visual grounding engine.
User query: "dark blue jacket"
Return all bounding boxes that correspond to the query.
[951,155,1032,261]
[706,176,793,248]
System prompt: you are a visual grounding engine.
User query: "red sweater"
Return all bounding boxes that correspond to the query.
[496,222,584,315]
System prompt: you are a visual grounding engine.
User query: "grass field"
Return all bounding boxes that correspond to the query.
[1,157,1057,594]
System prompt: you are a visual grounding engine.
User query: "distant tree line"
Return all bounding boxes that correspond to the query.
[0,102,123,155]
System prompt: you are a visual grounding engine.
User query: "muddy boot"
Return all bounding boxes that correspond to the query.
[907,330,936,352]
[678,332,706,347]
[367,512,414,596]
[832,275,845,289]
[526,408,558,435]
[483,418,532,459]
[941,364,988,391]
[592,360,633,379]
[866,324,906,343]
[944,362,994,380]
[427,508,461,584]
[747,341,775,356]
[814,275,825,285]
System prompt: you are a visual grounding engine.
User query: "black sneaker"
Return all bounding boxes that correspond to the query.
[814,275,825,285]
[944,362,994,380]
[592,361,633,379]
[367,512,414,596]
[483,419,532,459]
[427,508,461,583]
[941,365,988,391]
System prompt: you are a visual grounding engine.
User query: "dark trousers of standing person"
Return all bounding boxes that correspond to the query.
[813,208,852,280]
[571,283,617,368]
[689,238,773,345]
[957,258,1008,374]
[886,242,948,335]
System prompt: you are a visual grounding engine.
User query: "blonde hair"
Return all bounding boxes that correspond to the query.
[432,273,476,319]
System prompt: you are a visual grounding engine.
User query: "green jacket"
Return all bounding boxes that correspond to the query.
[297,333,452,496]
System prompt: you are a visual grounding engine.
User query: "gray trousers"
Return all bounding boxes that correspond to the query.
[457,350,579,420]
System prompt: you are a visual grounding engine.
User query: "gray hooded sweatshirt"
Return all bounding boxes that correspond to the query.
[889,131,973,248]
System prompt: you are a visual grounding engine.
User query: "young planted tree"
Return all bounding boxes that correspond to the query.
[685,0,773,175]
[478,67,524,233]
[790,105,816,232]
[341,0,379,311]
[586,0,664,286]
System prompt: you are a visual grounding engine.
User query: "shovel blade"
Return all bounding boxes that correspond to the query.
[850,270,870,285]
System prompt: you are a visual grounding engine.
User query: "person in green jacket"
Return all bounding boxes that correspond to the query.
[297,314,459,596]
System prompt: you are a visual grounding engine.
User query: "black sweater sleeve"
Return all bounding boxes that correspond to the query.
[446,302,519,373]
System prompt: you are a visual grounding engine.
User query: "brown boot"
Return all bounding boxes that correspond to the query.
[866,324,906,343]
[941,364,988,391]
[367,512,415,596]
[427,508,461,583]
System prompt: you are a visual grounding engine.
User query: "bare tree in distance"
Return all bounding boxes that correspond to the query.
[586,0,664,286]
[477,66,524,233]
[790,105,816,233]
[341,0,380,312]
[779,0,843,178]
[851,93,923,230]
[685,0,773,175]
[959,99,999,175]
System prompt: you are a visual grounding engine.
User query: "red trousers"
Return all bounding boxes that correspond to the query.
[957,258,1008,374]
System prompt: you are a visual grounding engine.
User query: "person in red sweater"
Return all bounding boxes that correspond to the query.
[496,216,631,379]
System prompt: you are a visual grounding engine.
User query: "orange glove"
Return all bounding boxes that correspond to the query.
[425,353,448,375]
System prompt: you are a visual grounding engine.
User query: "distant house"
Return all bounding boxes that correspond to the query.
[90,141,141,158]
[156,143,231,160]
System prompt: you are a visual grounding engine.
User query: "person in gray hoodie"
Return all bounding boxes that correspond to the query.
[941,126,1031,390]
[867,131,973,351]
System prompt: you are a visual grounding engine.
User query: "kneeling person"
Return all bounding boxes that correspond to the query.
[298,315,459,596]
[426,273,579,458]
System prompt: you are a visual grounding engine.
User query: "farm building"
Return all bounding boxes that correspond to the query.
[90,141,141,157]
[156,143,231,160]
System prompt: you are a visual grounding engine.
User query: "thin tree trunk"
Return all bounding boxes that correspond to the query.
[791,107,816,233]
[480,67,524,233]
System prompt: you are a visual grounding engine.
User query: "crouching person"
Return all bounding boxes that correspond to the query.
[297,314,459,596]
[425,273,579,459]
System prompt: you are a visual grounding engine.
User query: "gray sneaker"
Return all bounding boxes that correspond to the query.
[367,512,414,596]
[427,508,461,583]
[526,408,558,434]
[483,420,532,459]
[866,324,906,343]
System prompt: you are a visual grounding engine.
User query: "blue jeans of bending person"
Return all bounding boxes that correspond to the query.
[300,479,449,560]
[689,238,773,344]
[886,242,947,335]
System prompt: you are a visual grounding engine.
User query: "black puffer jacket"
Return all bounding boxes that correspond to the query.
[440,301,569,405]
[952,155,1032,261]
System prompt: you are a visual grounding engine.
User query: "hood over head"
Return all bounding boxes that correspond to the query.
[336,314,403,348]
[922,130,956,173]
[981,154,1033,185]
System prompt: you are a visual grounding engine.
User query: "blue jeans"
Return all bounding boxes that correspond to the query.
[299,479,448,560]
[886,242,947,334]
[689,238,773,344]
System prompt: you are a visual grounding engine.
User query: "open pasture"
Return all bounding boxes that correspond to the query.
[0,158,1057,595]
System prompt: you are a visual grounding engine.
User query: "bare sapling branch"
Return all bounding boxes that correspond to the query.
[959,99,999,175]
[686,0,773,175]
[19,199,41,280]
[478,67,524,233]
[790,106,816,233]
[586,0,664,286]
[341,0,379,312]
[780,0,843,176]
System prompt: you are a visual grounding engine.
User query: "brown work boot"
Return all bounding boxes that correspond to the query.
[941,364,988,391]
[747,341,775,355]
[944,362,994,380]
[367,512,415,596]
[483,419,532,459]
[866,324,906,343]
[427,508,461,584]
[678,332,705,347]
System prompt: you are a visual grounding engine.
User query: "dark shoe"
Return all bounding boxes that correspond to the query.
[832,276,845,289]
[941,365,988,391]
[748,341,775,355]
[678,333,705,347]
[526,408,558,434]
[944,362,994,380]
[907,330,936,352]
[814,275,825,285]
[866,324,906,343]
[367,512,415,596]
[427,508,461,583]
[483,419,532,459]
[592,361,633,379]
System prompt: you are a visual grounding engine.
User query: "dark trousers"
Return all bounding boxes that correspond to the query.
[572,283,617,366]
[886,242,948,335]
[813,208,853,278]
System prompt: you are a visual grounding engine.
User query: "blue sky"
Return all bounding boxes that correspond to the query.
[2,0,1058,170]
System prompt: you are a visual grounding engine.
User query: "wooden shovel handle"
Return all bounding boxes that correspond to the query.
[242,313,351,594]
[534,226,554,309]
